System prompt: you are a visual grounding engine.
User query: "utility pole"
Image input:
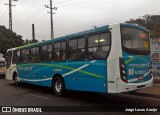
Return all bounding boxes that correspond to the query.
[32,24,35,42]
[4,0,18,31]
[45,0,57,39]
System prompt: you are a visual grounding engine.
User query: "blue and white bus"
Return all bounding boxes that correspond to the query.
[5,23,153,96]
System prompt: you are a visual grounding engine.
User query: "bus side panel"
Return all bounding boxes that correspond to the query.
[64,60,107,93]
[85,60,107,93]
[39,62,67,87]
[17,62,67,87]
[107,24,122,93]
[17,64,41,85]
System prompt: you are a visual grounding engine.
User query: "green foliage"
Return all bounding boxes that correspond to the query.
[0,26,24,56]
[126,15,160,37]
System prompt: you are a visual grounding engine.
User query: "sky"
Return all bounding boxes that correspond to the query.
[0,0,160,41]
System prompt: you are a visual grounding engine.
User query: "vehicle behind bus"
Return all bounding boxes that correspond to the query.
[5,23,152,96]
[0,57,5,77]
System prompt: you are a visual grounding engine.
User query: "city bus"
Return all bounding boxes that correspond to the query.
[5,23,153,96]
[0,54,5,77]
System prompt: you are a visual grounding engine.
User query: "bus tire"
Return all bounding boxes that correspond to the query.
[52,76,65,96]
[13,72,19,85]
[14,77,19,85]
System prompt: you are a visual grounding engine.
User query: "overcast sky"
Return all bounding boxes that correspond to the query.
[0,0,160,41]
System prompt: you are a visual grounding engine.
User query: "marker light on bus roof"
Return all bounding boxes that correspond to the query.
[95,39,105,43]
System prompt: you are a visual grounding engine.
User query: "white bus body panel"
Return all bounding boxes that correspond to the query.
[5,48,17,80]
[107,24,122,93]
[107,23,153,93]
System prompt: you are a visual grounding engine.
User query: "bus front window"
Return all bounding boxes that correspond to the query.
[0,61,5,68]
[121,26,150,55]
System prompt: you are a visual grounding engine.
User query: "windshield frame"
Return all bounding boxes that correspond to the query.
[120,24,150,55]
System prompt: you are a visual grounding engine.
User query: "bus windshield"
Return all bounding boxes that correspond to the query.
[0,61,5,67]
[121,26,150,54]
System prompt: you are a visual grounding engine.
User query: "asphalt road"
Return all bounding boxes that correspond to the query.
[0,78,159,114]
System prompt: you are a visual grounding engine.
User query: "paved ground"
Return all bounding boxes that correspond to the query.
[135,83,160,98]
[0,78,159,114]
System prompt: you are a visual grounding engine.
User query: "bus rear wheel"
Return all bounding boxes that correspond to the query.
[53,76,65,96]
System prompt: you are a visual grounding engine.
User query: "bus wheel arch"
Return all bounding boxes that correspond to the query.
[52,74,65,96]
[13,72,19,85]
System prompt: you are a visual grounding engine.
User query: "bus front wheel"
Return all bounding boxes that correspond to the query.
[14,76,19,85]
[13,72,19,85]
[53,76,65,96]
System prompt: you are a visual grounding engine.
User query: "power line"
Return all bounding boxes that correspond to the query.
[15,7,46,32]
[56,0,100,8]
[17,12,47,35]
[58,0,123,12]
[14,0,49,32]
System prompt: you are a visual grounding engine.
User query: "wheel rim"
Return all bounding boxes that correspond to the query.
[55,79,62,93]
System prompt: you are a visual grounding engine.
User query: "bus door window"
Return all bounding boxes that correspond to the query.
[6,51,12,69]
[88,32,111,60]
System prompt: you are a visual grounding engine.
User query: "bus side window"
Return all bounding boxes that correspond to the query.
[48,44,53,61]
[77,38,85,60]
[60,42,66,61]
[21,49,30,63]
[31,47,40,63]
[69,39,77,60]
[88,32,111,60]
[41,45,48,62]
[54,43,60,61]
[53,42,66,62]
[69,38,85,61]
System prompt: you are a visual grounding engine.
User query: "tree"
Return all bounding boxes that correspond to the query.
[0,26,24,56]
